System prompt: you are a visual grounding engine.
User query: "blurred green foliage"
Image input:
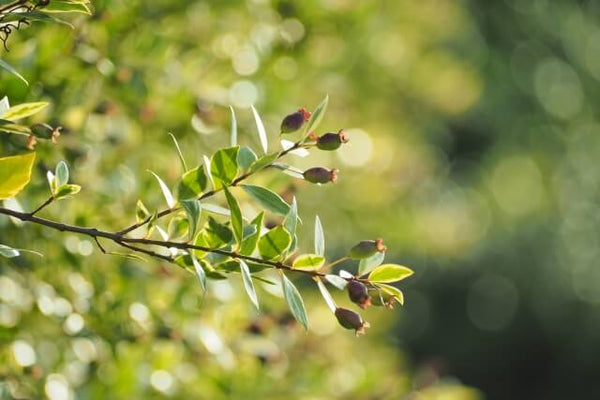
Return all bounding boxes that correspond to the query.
[2,0,600,398]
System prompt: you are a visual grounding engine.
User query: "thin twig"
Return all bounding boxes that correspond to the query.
[29,195,54,216]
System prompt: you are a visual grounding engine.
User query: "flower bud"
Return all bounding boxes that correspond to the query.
[334,307,370,336]
[303,167,338,184]
[348,238,386,259]
[316,130,349,151]
[347,280,371,309]
[280,108,311,133]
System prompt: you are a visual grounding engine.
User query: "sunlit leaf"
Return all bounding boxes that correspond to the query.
[251,105,268,154]
[258,226,291,260]
[368,264,414,283]
[2,102,49,121]
[358,251,386,276]
[0,244,19,258]
[148,170,176,208]
[241,184,290,216]
[0,60,28,85]
[324,274,347,290]
[375,283,405,305]
[181,199,201,240]
[0,153,36,200]
[177,166,208,200]
[191,254,207,293]
[54,184,81,199]
[169,132,188,172]
[229,105,237,147]
[201,203,231,216]
[240,212,264,256]
[55,161,69,187]
[281,273,308,330]
[210,146,239,188]
[292,254,326,271]
[304,95,328,136]
[239,259,259,309]
[135,199,150,223]
[238,146,258,170]
[224,187,243,246]
[248,152,279,173]
[314,215,325,256]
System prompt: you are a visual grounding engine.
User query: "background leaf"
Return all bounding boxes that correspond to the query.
[229,106,237,147]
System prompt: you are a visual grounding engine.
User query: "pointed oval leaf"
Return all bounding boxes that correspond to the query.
[375,283,405,306]
[181,199,201,240]
[251,105,268,154]
[0,153,36,200]
[248,152,279,173]
[368,264,414,283]
[241,184,290,216]
[210,146,239,188]
[258,226,292,260]
[240,212,264,256]
[201,203,230,216]
[191,254,207,293]
[2,102,49,122]
[239,259,259,309]
[54,184,81,199]
[224,187,243,245]
[314,215,325,256]
[177,166,208,200]
[358,251,386,276]
[324,274,347,290]
[169,133,188,172]
[136,199,150,223]
[0,59,28,85]
[304,95,328,136]
[282,273,308,330]
[202,155,214,189]
[292,254,326,271]
[229,106,238,147]
[149,171,175,208]
[238,146,258,171]
[283,197,298,238]
[55,161,69,187]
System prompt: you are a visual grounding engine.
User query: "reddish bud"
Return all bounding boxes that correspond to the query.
[303,167,338,184]
[349,238,387,259]
[334,307,370,336]
[316,130,349,151]
[281,108,311,133]
[347,280,371,309]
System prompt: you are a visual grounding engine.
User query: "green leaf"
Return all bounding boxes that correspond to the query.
[54,184,81,199]
[177,166,208,200]
[201,203,230,216]
[258,226,292,260]
[284,196,298,238]
[239,259,259,309]
[281,273,308,330]
[204,217,233,248]
[42,1,92,14]
[167,216,189,239]
[181,199,201,240]
[149,170,175,208]
[191,254,206,293]
[169,132,188,172]
[314,215,325,256]
[324,274,347,290]
[0,153,36,200]
[358,251,386,276]
[292,254,326,271]
[368,264,414,283]
[0,120,31,135]
[0,98,8,116]
[55,161,69,187]
[0,244,19,258]
[210,146,239,188]
[0,59,28,85]
[135,199,150,222]
[241,184,290,216]
[203,155,214,189]
[1,102,49,122]
[251,105,268,154]
[248,152,279,174]
[238,146,258,170]
[375,283,405,305]
[229,106,237,147]
[304,95,328,136]
[240,212,264,256]
[223,187,243,246]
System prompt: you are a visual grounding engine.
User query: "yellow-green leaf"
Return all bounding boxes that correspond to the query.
[0,153,36,199]
[368,264,414,283]
[1,102,49,121]
[292,254,326,271]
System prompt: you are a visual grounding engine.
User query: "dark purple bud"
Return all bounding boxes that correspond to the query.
[347,280,371,309]
[303,167,338,184]
[280,108,311,133]
[316,130,349,151]
[348,238,387,259]
[334,307,370,336]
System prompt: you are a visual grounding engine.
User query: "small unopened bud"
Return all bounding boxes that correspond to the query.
[334,307,370,336]
[26,134,37,150]
[349,238,387,259]
[347,280,371,309]
[281,108,311,133]
[303,167,338,184]
[316,130,349,151]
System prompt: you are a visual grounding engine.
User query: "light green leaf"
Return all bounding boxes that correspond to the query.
[169,133,188,172]
[41,1,92,14]
[368,264,414,283]
[284,196,298,238]
[314,215,325,256]
[292,254,326,271]
[210,146,239,188]
[149,170,175,208]
[251,105,268,154]
[281,273,308,330]
[238,146,258,170]
[203,155,214,189]
[55,161,69,187]
[258,226,292,260]
[241,184,290,216]
[167,216,189,239]
[229,106,237,147]
[304,95,328,136]
[54,184,81,199]
[2,102,49,122]
[248,152,279,174]
[0,244,19,258]
[224,187,243,246]
[239,259,259,309]
[324,274,347,290]
[136,199,150,223]
[177,166,208,200]
[201,203,230,216]
[240,212,264,256]
[0,97,8,115]
[191,254,206,293]
[0,153,36,200]
[0,60,28,85]
[375,283,405,305]
[0,120,31,135]
[358,251,386,276]
[181,199,201,240]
